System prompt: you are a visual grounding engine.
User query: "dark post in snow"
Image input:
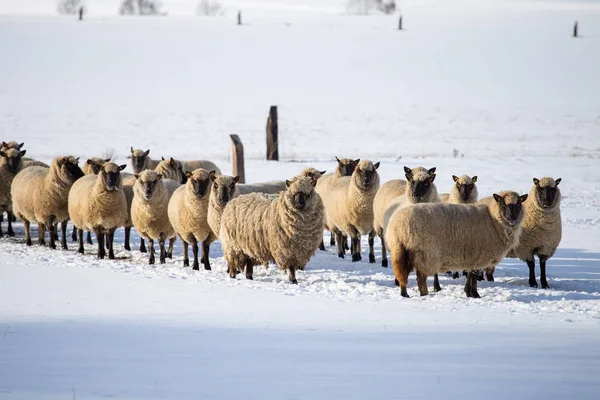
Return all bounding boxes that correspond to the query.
[266,106,279,161]
[398,15,402,30]
[230,134,245,183]
[237,10,242,25]
[573,21,578,37]
[79,6,84,20]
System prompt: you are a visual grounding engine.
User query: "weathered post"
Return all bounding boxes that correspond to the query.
[573,21,578,37]
[266,106,279,161]
[398,15,402,30]
[237,10,242,25]
[230,134,245,183]
[79,6,84,20]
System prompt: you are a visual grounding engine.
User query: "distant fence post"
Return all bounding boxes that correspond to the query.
[573,21,578,37]
[230,134,245,183]
[266,106,279,161]
[237,10,242,25]
[398,15,402,30]
[79,6,84,20]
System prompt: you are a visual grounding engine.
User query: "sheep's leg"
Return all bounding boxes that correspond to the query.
[416,270,429,296]
[465,271,481,298]
[0,217,4,237]
[433,273,442,292]
[335,230,345,259]
[139,238,147,253]
[159,239,166,264]
[201,241,211,270]
[124,227,131,251]
[182,239,190,267]
[539,255,549,289]
[485,267,495,282]
[47,222,57,249]
[392,247,410,298]
[77,228,84,254]
[52,223,59,242]
[105,234,110,250]
[368,230,376,264]
[95,228,105,259]
[167,238,175,259]
[329,233,336,247]
[191,238,200,271]
[527,259,537,288]
[464,271,472,296]
[23,219,32,246]
[245,259,254,280]
[344,235,349,251]
[86,231,93,245]
[351,235,361,262]
[71,225,77,243]
[60,220,68,250]
[38,223,47,246]
[148,239,155,265]
[452,271,460,279]
[7,212,15,237]
[108,229,116,260]
[378,229,388,267]
[477,270,484,281]
[319,239,325,251]
[288,266,298,284]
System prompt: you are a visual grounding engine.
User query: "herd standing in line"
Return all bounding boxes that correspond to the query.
[0,142,563,298]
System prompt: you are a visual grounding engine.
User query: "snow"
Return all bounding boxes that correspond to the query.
[1,0,600,398]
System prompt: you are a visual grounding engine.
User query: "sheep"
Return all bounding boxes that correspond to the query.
[167,168,216,271]
[320,160,380,263]
[11,156,85,249]
[372,179,406,267]
[82,157,111,175]
[298,167,327,184]
[220,176,324,283]
[500,177,562,288]
[0,141,24,152]
[315,157,359,251]
[0,148,27,237]
[131,170,180,264]
[1,142,49,169]
[207,174,287,238]
[155,157,222,184]
[385,191,528,298]
[68,162,128,259]
[130,148,160,175]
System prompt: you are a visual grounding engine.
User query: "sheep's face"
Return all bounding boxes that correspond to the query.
[130,148,150,174]
[300,168,326,184]
[186,170,212,198]
[533,177,561,209]
[405,166,436,202]
[86,157,111,175]
[58,156,85,181]
[1,141,24,152]
[494,192,528,226]
[285,176,318,211]
[453,174,477,202]
[100,162,126,192]
[136,170,162,201]
[335,157,359,177]
[0,148,26,173]
[211,174,239,207]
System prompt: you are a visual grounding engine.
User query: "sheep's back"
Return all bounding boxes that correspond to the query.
[183,160,222,176]
[11,166,48,222]
[68,175,97,230]
[236,181,286,195]
[373,179,406,233]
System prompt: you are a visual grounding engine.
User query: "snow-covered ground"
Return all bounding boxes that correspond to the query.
[1,0,600,399]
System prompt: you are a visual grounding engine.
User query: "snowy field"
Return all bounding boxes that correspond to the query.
[1,0,600,399]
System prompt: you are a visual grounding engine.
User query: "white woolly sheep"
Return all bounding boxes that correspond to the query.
[320,160,380,263]
[299,167,327,184]
[156,157,222,184]
[11,156,85,249]
[220,176,324,283]
[68,162,128,259]
[0,148,28,237]
[131,170,180,264]
[168,168,216,270]
[386,191,528,298]
[503,177,562,288]
[207,174,287,238]
[130,148,160,175]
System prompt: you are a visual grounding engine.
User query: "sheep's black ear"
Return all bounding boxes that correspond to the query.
[0,151,6,158]
[134,174,139,180]
[233,176,240,183]
[519,194,528,203]
[472,176,477,183]
[403,166,411,174]
[429,174,436,183]
[169,157,176,167]
[143,149,150,157]
[555,178,561,186]
[119,164,127,171]
[161,156,165,161]
[373,162,380,170]
[533,178,540,186]
[185,171,192,179]
[209,171,217,181]
[75,157,80,162]
[452,175,459,182]
[130,147,135,154]
[18,142,24,149]
[1,142,7,148]
[493,193,503,204]
[353,159,360,165]
[104,158,111,162]
[320,170,326,175]
[19,150,26,157]
[428,167,436,175]
[286,180,292,188]
[335,156,340,163]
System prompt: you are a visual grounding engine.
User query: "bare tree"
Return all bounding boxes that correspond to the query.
[119,0,164,16]
[57,0,82,15]
[197,0,226,16]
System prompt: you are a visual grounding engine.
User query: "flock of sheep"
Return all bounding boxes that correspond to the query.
[0,141,562,298]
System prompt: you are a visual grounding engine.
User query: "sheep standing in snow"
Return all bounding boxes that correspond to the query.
[320,160,380,263]
[386,191,527,298]
[68,162,128,259]
[220,176,324,283]
[315,157,359,251]
[207,174,287,237]
[168,169,216,270]
[503,177,562,288]
[0,148,27,237]
[130,148,160,175]
[131,170,180,264]
[11,156,84,249]
[155,157,222,184]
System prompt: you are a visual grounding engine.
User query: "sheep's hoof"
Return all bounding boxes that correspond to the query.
[381,259,388,268]
[529,279,538,288]
[400,288,410,298]
[394,278,399,286]
[49,243,56,250]
[124,244,131,251]
[7,229,15,237]
[337,253,344,259]
[26,239,32,246]
[78,247,84,254]
[434,285,442,293]
[486,274,494,282]
[167,252,173,259]
[319,243,325,251]
[149,256,155,265]
[541,280,549,289]
[246,274,253,280]
[140,246,147,253]
[477,272,484,281]
[471,291,481,299]
[351,253,361,262]
[452,272,459,279]
[204,265,211,271]
[229,273,236,279]
[109,253,115,260]
[192,263,199,271]
[62,244,68,251]
[160,257,166,264]
[183,259,189,267]
[290,278,298,284]
[369,254,376,264]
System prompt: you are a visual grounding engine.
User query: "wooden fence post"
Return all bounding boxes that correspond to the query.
[230,134,245,183]
[573,21,578,37]
[398,15,402,30]
[237,10,242,25]
[79,6,84,20]
[266,105,279,161]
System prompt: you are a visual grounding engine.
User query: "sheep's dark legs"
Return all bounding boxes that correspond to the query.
[368,230,376,264]
[182,239,189,267]
[159,239,166,264]
[0,218,3,237]
[288,266,298,284]
[167,238,175,259]
[148,239,155,265]
[124,227,131,251]
[539,255,549,289]
[60,220,68,250]
[48,223,57,249]
[319,238,326,251]
[71,225,77,242]
[392,247,410,298]
[329,233,336,247]
[452,271,460,279]
[86,231,93,245]
[38,223,47,246]
[351,235,361,262]
[335,230,345,258]
[464,271,481,298]
[201,241,211,270]
[191,238,200,271]
[77,228,84,254]
[95,228,105,259]
[378,229,388,267]
[477,271,484,281]
[7,212,15,237]
[105,234,110,250]
[433,273,442,292]
[343,235,349,251]
[416,270,429,296]
[245,259,253,280]
[485,267,495,282]
[527,259,538,288]
[23,220,32,246]
[107,229,116,259]
[139,238,147,253]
